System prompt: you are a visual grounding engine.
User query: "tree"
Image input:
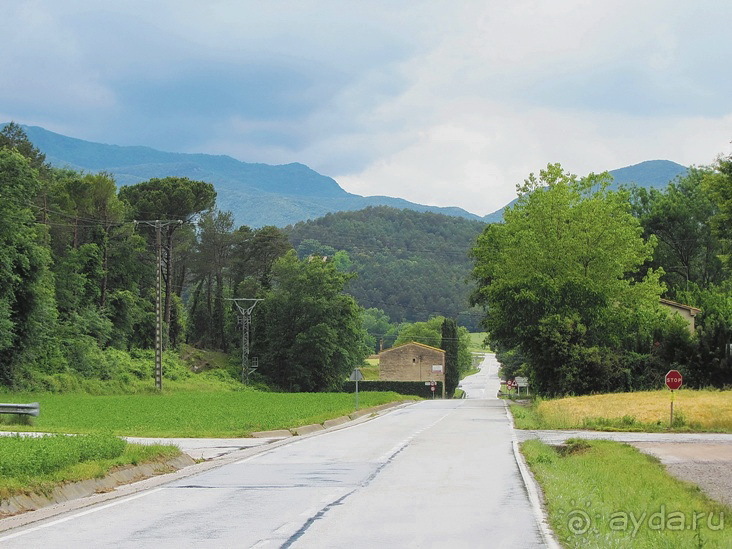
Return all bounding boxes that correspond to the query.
[0,149,58,386]
[394,316,445,348]
[704,153,732,267]
[252,251,369,391]
[441,318,459,397]
[188,210,235,350]
[630,168,724,295]
[472,164,665,395]
[230,225,292,290]
[119,177,216,340]
[361,308,398,353]
[0,122,47,172]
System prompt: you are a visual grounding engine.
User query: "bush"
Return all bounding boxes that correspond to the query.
[341,380,441,398]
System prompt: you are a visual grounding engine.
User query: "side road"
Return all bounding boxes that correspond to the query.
[516,429,732,508]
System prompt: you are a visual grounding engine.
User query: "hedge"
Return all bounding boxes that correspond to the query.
[341,380,443,398]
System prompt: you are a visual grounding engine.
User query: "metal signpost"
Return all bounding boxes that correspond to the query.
[665,369,683,427]
[350,368,364,410]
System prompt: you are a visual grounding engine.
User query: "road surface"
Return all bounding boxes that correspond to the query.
[0,355,546,548]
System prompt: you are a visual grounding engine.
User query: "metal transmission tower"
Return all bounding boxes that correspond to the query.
[134,219,182,391]
[227,298,263,384]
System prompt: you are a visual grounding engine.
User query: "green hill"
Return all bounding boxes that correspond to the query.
[287,206,486,327]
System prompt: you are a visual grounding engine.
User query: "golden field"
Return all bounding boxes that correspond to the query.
[536,389,732,431]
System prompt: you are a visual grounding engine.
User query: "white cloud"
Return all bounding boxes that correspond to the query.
[2,0,731,216]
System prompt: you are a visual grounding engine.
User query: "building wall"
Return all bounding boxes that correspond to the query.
[660,300,700,334]
[379,343,445,384]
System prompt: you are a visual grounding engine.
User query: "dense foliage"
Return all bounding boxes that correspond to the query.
[252,251,370,391]
[474,160,732,395]
[287,206,486,328]
[0,125,370,393]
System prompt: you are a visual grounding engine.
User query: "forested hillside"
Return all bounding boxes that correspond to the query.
[287,207,486,328]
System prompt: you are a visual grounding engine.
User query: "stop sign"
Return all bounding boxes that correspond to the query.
[665,370,683,390]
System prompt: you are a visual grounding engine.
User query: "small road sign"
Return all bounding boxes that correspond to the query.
[349,369,364,382]
[665,370,683,390]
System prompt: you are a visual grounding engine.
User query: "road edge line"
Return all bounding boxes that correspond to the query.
[503,400,561,549]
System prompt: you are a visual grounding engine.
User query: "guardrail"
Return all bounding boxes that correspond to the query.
[0,402,40,416]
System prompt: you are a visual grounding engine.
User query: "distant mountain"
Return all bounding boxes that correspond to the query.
[11,124,688,228]
[15,125,482,228]
[481,160,688,223]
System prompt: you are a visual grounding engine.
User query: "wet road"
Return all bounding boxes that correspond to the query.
[0,356,546,548]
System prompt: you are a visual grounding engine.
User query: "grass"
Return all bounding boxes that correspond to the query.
[522,439,731,548]
[0,389,412,437]
[0,434,180,501]
[509,389,732,432]
[359,358,380,380]
[468,332,490,352]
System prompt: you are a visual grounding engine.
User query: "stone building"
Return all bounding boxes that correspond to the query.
[379,342,446,398]
[660,298,701,333]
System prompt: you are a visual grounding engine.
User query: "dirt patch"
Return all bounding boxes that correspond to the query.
[632,442,732,508]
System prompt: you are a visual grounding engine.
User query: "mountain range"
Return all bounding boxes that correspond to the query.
[14,124,688,228]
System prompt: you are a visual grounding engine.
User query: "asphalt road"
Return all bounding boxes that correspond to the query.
[0,356,546,548]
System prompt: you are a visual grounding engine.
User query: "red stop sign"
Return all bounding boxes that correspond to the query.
[665,370,683,390]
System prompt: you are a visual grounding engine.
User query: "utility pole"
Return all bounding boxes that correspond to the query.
[227,298,263,384]
[135,220,182,391]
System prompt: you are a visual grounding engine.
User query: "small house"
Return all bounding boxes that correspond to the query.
[378,342,446,398]
[660,298,701,333]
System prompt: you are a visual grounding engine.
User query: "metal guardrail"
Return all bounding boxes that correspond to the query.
[0,402,40,416]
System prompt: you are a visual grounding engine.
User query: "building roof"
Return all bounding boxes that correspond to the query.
[378,341,446,356]
[660,298,701,315]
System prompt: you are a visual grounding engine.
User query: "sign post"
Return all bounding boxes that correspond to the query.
[350,368,364,410]
[665,370,683,427]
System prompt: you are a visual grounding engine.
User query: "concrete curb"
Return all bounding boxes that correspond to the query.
[322,416,350,429]
[0,454,195,518]
[250,429,292,438]
[503,400,561,549]
[290,423,324,436]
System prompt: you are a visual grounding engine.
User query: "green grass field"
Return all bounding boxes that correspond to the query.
[0,390,411,437]
[0,435,180,501]
[522,439,731,548]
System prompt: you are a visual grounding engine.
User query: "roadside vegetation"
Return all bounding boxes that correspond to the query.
[522,439,731,548]
[472,157,732,398]
[509,389,732,432]
[0,390,414,437]
[0,434,179,501]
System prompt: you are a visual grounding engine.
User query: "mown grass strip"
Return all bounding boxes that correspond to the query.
[509,389,732,433]
[0,435,180,501]
[0,390,413,437]
[522,439,731,548]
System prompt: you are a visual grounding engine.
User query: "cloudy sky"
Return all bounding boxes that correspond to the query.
[2,1,731,216]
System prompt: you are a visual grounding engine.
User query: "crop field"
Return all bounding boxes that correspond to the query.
[512,389,732,432]
[523,439,731,547]
[0,390,412,437]
[0,434,180,501]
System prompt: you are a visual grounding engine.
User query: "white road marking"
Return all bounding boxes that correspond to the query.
[0,488,164,542]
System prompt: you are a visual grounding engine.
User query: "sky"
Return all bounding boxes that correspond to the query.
[2,1,731,216]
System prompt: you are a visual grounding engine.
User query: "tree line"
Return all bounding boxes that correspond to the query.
[471,157,732,395]
[0,123,473,393]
